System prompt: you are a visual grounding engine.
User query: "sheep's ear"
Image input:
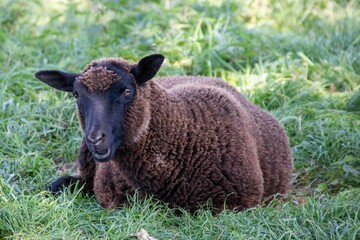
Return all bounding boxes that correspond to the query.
[131,54,164,84]
[35,70,79,92]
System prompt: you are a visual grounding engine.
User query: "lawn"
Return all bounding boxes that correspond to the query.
[0,0,359,239]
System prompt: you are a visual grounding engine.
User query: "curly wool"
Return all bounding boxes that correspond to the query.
[81,75,292,212]
[79,58,135,91]
[37,56,292,213]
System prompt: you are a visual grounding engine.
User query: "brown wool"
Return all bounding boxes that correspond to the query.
[53,58,292,213]
[83,57,134,73]
[78,75,292,212]
[79,58,135,91]
[78,66,119,91]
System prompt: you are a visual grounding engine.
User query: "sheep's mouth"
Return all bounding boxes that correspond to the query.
[93,148,111,162]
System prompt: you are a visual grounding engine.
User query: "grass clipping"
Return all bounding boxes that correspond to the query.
[130,229,158,240]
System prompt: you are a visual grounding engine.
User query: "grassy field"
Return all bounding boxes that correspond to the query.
[1,0,360,239]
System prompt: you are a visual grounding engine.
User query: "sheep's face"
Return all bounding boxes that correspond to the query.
[35,54,164,162]
[74,68,136,162]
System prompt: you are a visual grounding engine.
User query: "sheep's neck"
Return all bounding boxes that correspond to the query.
[123,80,187,149]
[116,81,188,188]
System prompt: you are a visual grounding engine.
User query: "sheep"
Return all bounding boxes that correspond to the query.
[35,54,292,212]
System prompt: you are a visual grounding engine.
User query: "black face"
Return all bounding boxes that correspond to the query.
[35,53,165,163]
[74,72,136,162]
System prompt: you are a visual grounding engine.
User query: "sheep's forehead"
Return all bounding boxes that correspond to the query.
[78,58,134,92]
[78,66,120,92]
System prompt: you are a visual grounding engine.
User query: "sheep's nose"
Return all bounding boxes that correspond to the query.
[87,132,105,145]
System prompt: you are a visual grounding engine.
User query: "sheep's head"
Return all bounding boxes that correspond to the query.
[35,54,164,162]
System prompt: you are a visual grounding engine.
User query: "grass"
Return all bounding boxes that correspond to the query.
[0,0,359,239]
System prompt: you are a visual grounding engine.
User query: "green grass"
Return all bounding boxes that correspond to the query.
[1,0,360,239]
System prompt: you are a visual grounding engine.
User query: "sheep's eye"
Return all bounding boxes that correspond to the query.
[73,92,79,99]
[124,89,131,96]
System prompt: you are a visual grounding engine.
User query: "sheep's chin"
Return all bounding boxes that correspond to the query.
[93,148,112,163]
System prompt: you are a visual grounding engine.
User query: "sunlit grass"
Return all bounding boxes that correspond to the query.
[1,0,359,238]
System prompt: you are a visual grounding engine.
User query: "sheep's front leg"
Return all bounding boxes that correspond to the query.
[94,162,135,208]
[47,175,85,194]
[47,139,96,194]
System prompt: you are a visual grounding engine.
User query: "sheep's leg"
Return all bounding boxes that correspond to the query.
[47,175,85,194]
[47,139,96,195]
[94,162,135,208]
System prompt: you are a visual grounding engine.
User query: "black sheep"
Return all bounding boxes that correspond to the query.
[35,54,292,212]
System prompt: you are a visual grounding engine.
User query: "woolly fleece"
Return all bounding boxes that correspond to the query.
[78,58,134,91]
[74,58,293,212]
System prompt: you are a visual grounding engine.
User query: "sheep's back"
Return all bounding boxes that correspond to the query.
[156,76,292,198]
[148,77,263,210]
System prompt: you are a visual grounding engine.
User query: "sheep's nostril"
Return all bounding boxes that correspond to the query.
[87,133,105,145]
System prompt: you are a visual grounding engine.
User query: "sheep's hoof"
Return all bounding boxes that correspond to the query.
[46,175,80,195]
